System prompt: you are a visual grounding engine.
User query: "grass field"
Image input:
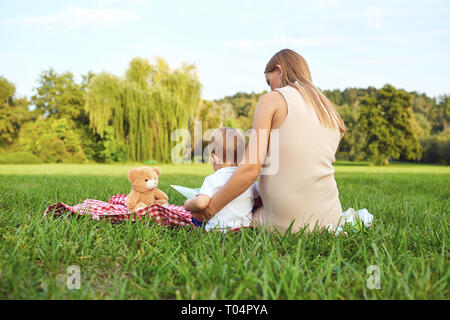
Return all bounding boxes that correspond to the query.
[0,162,448,299]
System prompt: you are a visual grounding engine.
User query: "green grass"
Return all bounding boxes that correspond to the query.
[0,162,448,299]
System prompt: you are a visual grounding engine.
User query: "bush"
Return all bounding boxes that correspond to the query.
[99,126,129,163]
[0,151,43,164]
[335,151,348,161]
[438,136,450,164]
[420,134,450,164]
[19,118,88,163]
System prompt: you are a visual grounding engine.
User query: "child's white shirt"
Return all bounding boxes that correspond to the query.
[199,166,259,232]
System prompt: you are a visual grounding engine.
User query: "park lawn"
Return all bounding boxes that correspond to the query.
[0,162,448,299]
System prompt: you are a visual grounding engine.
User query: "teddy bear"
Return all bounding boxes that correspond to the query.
[125,166,169,212]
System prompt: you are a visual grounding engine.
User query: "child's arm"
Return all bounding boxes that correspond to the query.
[184,194,211,212]
[185,175,215,213]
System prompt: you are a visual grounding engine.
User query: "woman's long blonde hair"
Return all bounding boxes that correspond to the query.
[265,49,345,137]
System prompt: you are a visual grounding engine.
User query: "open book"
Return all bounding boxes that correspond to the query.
[170,185,201,199]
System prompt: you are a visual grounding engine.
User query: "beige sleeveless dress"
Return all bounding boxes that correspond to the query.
[254,84,343,233]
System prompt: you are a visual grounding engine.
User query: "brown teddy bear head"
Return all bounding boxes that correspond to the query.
[128,166,161,193]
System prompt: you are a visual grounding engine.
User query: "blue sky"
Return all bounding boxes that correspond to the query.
[1,0,449,101]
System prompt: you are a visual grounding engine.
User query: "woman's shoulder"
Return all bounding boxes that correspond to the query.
[252,90,287,124]
[258,90,285,108]
[264,85,301,103]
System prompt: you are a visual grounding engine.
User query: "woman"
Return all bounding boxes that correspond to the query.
[192,49,346,233]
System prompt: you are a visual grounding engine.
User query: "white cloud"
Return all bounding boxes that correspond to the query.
[4,5,140,30]
[366,5,382,30]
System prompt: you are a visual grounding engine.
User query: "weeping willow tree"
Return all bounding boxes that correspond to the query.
[85,57,202,162]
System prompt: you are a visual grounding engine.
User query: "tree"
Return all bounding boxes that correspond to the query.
[30,69,111,162]
[31,69,88,124]
[357,84,422,165]
[85,57,202,162]
[409,91,436,115]
[198,99,223,133]
[0,76,32,148]
[214,91,266,131]
[411,112,432,139]
[433,94,450,133]
[336,104,366,161]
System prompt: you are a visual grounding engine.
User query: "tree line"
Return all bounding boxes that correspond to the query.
[0,56,448,165]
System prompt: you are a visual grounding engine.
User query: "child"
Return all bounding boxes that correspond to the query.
[184,127,260,232]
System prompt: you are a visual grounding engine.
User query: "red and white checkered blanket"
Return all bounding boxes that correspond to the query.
[44,194,245,232]
[44,194,195,226]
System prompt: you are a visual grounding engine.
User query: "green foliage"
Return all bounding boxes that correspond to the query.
[0,151,43,164]
[85,57,202,163]
[0,76,15,104]
[323,87,377,109]
[215,91,267,131]
[408,92,449,134]
[31,69,88,124]
[412,112,432,138]
[19,118,87,163]
[2,66,449,165]
[77,124,108,163]
[85,72,124,139]
[439,135,450,164]
[357,85,422,165]
[197,100,222,132]
[336,104,366,161]
[434,94,450,133]
[28,70,100,162]
[327,87,449,164]
[0,76,32,147]
[420,132,450,164]
[100,126,129,163]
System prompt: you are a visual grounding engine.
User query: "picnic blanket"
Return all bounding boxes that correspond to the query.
[44,194,196,227]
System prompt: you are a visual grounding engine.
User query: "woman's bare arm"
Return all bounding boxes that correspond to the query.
[191,92,281,221]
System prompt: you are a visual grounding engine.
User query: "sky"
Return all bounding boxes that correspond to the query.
[1,0,449,101]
